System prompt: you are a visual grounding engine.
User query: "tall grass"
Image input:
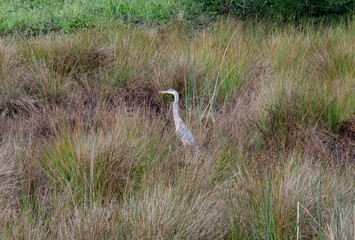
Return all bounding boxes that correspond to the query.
[0,19,354,238]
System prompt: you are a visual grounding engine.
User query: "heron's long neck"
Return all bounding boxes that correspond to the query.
[172,92,183,130]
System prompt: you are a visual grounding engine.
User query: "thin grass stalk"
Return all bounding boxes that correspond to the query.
[246,198,260,239]
[124,151,135,198]
[89,85,98,208]
[299,203,331,239]
[296,201,300,240]
[226,176,241,239]
[336,201,342,240]
[295,174,310,240]
[201,25,238,123]
[265,169,271,240]
[191,54,198,121]
[184,52,189,121]
[346,167,353,239]
[317,179,324,239]
[90,114,94,207]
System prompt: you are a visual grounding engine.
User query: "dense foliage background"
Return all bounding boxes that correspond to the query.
[192,0,354,19]
[0,0,354,34]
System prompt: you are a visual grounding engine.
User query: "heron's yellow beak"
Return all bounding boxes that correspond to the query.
[158,91,167,94]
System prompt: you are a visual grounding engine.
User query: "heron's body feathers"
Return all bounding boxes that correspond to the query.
[176,125,198,149]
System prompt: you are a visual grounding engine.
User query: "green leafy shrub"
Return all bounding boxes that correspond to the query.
[188,0,354,21]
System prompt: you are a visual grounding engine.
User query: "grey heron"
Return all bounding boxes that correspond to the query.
[159,89,199,151]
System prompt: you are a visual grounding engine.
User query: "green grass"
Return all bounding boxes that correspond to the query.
[0,0,185,34]
[0,0,106,33]
[109,0,180,23]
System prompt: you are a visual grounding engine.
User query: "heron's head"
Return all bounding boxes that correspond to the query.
[158,89,177,95]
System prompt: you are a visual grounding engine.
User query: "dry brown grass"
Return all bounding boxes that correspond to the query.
[0,19,354,239]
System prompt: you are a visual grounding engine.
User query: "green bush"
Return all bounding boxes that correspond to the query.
[189,0,354,21]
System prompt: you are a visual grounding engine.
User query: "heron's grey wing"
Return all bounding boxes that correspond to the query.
[177,125,198,147]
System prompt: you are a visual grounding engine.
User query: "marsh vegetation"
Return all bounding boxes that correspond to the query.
[0,1,354,239]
